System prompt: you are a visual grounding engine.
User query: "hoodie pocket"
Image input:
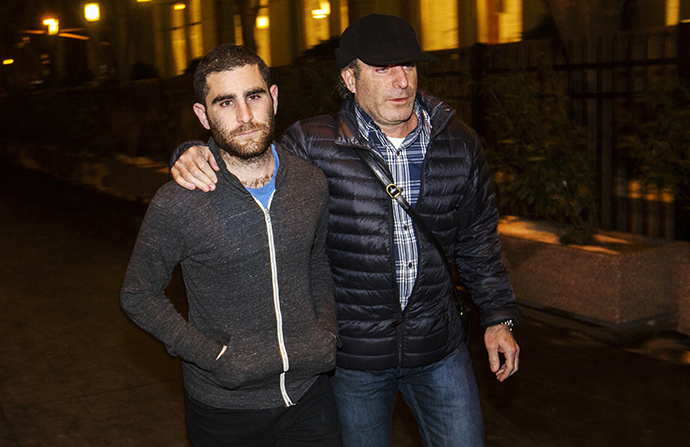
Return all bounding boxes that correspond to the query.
[209,334,284,390]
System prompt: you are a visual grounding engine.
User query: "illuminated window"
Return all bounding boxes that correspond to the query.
[304,0,330,48]
[171,6,186,75]
[667,0,680,26]
[234,14,243,45]
[420,0,458,51]
[189,0,203,59]
[255,1,271,66]
[477,0,522,44]
[166,0,205,75]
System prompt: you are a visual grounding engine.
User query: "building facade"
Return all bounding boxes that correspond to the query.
[131,0,551,77]
[14,0,688,84]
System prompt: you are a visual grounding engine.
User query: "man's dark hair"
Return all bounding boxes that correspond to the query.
[193,44,272,105]
[336,59,359,100]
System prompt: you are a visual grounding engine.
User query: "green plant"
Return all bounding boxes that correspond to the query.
[617,78,690,210]
[481,68,598,245]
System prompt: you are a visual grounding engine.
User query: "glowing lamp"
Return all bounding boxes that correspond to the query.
[256,15,269,29]
[43,18,59,36]
[311,1,331,19]
[84,4,100,22]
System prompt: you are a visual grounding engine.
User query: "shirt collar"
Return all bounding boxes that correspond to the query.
[354,100,431,148]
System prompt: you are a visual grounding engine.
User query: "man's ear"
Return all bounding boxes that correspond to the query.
[193,103,211,130]
[270,84,279,115]
[341,69,356,95]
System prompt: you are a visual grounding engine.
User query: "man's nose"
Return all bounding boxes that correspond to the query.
[391,66,410,89]
[237,102,253,124]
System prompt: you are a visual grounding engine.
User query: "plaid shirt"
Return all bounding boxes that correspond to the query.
[355,101,431,309]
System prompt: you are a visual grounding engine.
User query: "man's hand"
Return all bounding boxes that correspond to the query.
[171,145,219,192]
[484,324,520,382]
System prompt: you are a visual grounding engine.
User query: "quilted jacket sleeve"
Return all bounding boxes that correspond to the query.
[453,127,521,328]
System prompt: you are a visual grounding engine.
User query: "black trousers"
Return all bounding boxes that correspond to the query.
[185,375,342,447]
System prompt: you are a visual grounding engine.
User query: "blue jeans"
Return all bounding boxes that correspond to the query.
[330,346,484,447]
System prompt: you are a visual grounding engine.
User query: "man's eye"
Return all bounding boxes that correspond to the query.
[220,100,232,107]
[248,94,261,101]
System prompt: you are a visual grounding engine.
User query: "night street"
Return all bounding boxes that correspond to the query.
[1,163,689,447]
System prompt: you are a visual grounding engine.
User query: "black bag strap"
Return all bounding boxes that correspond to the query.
[356,149,467,315]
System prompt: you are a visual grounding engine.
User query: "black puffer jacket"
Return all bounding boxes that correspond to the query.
[281,91,520,371]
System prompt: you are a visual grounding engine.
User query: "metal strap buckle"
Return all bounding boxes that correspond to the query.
[386,183,403,199]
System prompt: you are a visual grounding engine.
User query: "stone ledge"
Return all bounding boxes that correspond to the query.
[498,217,690,338]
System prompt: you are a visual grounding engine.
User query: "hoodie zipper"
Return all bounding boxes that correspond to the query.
[254,194,294,407]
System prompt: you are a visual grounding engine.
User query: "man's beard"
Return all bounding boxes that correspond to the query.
[210,114,275,161]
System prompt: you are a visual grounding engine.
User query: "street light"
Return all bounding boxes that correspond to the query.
[43,18,59,36]
[84,3,100,22]
[2,59,14,65]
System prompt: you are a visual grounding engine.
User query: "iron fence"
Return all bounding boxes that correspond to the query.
[424,24,689,241]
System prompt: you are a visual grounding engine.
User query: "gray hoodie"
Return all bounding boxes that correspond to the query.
[121,140,337,410]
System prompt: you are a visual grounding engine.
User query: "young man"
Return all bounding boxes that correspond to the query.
[171,14,521,447]
[120,44,341,447]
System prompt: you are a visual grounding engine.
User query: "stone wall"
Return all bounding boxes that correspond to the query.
[498,217,690,339]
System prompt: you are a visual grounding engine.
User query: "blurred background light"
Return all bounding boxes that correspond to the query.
[311,1,330,19]
[84,3,100,22]
[256,15,269,29]
[43,18,59,36]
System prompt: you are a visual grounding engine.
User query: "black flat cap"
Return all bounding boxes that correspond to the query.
[335,14,438,70]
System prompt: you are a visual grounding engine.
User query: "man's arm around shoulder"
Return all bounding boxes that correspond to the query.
[170,139,219,192]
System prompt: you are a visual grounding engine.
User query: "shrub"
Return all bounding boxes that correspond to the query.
[617,78,690,210]
[481,67,598,245]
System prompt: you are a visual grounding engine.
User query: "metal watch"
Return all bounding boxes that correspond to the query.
[496,319,514,331]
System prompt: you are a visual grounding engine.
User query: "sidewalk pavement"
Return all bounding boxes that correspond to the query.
[1,163,689,447]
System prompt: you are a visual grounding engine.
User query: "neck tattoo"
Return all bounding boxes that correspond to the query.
[242,171,274,188]
[221,150,274,188]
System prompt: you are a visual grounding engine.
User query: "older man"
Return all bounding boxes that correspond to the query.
[171,15,520,447]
